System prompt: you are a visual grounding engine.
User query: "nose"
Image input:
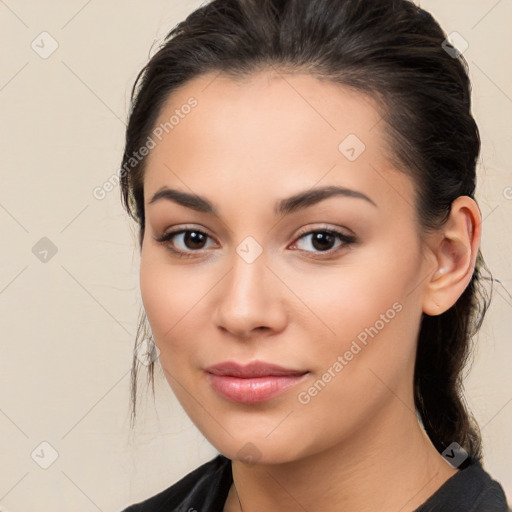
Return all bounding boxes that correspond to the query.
[212,248,288,340]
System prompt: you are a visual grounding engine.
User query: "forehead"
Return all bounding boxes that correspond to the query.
[143,70,415,220]
[148,69,386,157]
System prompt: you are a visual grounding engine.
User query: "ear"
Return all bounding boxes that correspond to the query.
[422,196,482,316]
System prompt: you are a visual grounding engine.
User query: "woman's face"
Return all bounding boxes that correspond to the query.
[139,70,434,464]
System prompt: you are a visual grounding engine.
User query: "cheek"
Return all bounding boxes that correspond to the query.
[139,248,215,377]
[139,255,170,336]
[286,242,422,392]
[283,254,410,345]
[288,290,418,456]
[139,258,197,403]
[139,251,190,351]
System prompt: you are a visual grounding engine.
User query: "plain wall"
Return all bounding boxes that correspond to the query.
[0,1,510,510]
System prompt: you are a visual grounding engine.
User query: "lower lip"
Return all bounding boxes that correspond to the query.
[206,372,308,404]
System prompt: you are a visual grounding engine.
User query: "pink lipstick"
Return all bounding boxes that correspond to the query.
[205,361,308,404]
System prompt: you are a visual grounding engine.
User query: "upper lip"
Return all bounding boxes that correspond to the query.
[205,361,308,378]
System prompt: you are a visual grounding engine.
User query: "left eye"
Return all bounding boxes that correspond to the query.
[291,229,356,254]
[153,227,355,257]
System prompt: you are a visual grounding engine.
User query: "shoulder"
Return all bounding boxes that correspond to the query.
[120,453,232,512]
[417,458,510,512]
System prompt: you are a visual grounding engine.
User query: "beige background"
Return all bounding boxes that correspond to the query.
[0,1,510,510]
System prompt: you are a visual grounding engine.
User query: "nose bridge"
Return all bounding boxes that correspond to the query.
[214,238,285,335]
[224,241,269,312]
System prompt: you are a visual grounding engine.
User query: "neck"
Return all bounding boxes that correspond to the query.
[226,401,458,512]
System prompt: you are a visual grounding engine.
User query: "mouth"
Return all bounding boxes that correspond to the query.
[204,360,309,404]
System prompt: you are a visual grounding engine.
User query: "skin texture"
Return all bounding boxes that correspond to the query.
[139,70,482,512]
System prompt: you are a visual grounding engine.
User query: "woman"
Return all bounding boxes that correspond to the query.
[119,0,510,510]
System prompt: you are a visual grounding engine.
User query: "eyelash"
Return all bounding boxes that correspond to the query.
[153,225,357,259]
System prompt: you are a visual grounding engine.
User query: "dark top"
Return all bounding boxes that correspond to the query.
[122,454,510,512]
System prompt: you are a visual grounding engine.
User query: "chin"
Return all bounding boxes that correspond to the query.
[206,432,315,466]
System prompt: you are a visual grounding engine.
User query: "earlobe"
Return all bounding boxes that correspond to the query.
[422,196,482,316]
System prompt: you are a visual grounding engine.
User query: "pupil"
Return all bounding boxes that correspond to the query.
[186,231,206,249]
[312,232,334,251]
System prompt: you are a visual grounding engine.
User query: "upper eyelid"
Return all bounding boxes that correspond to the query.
[157,223,352,238]
[156,225,217,242]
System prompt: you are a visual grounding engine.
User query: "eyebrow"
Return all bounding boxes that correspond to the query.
[147,185,377,216]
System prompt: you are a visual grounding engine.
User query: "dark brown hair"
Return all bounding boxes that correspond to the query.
[119,0,493,468]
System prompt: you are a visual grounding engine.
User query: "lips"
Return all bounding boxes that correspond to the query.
[204,361,309,404]
[205,360,307,378]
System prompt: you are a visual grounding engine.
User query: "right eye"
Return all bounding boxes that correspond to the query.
[153,227,218,258]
